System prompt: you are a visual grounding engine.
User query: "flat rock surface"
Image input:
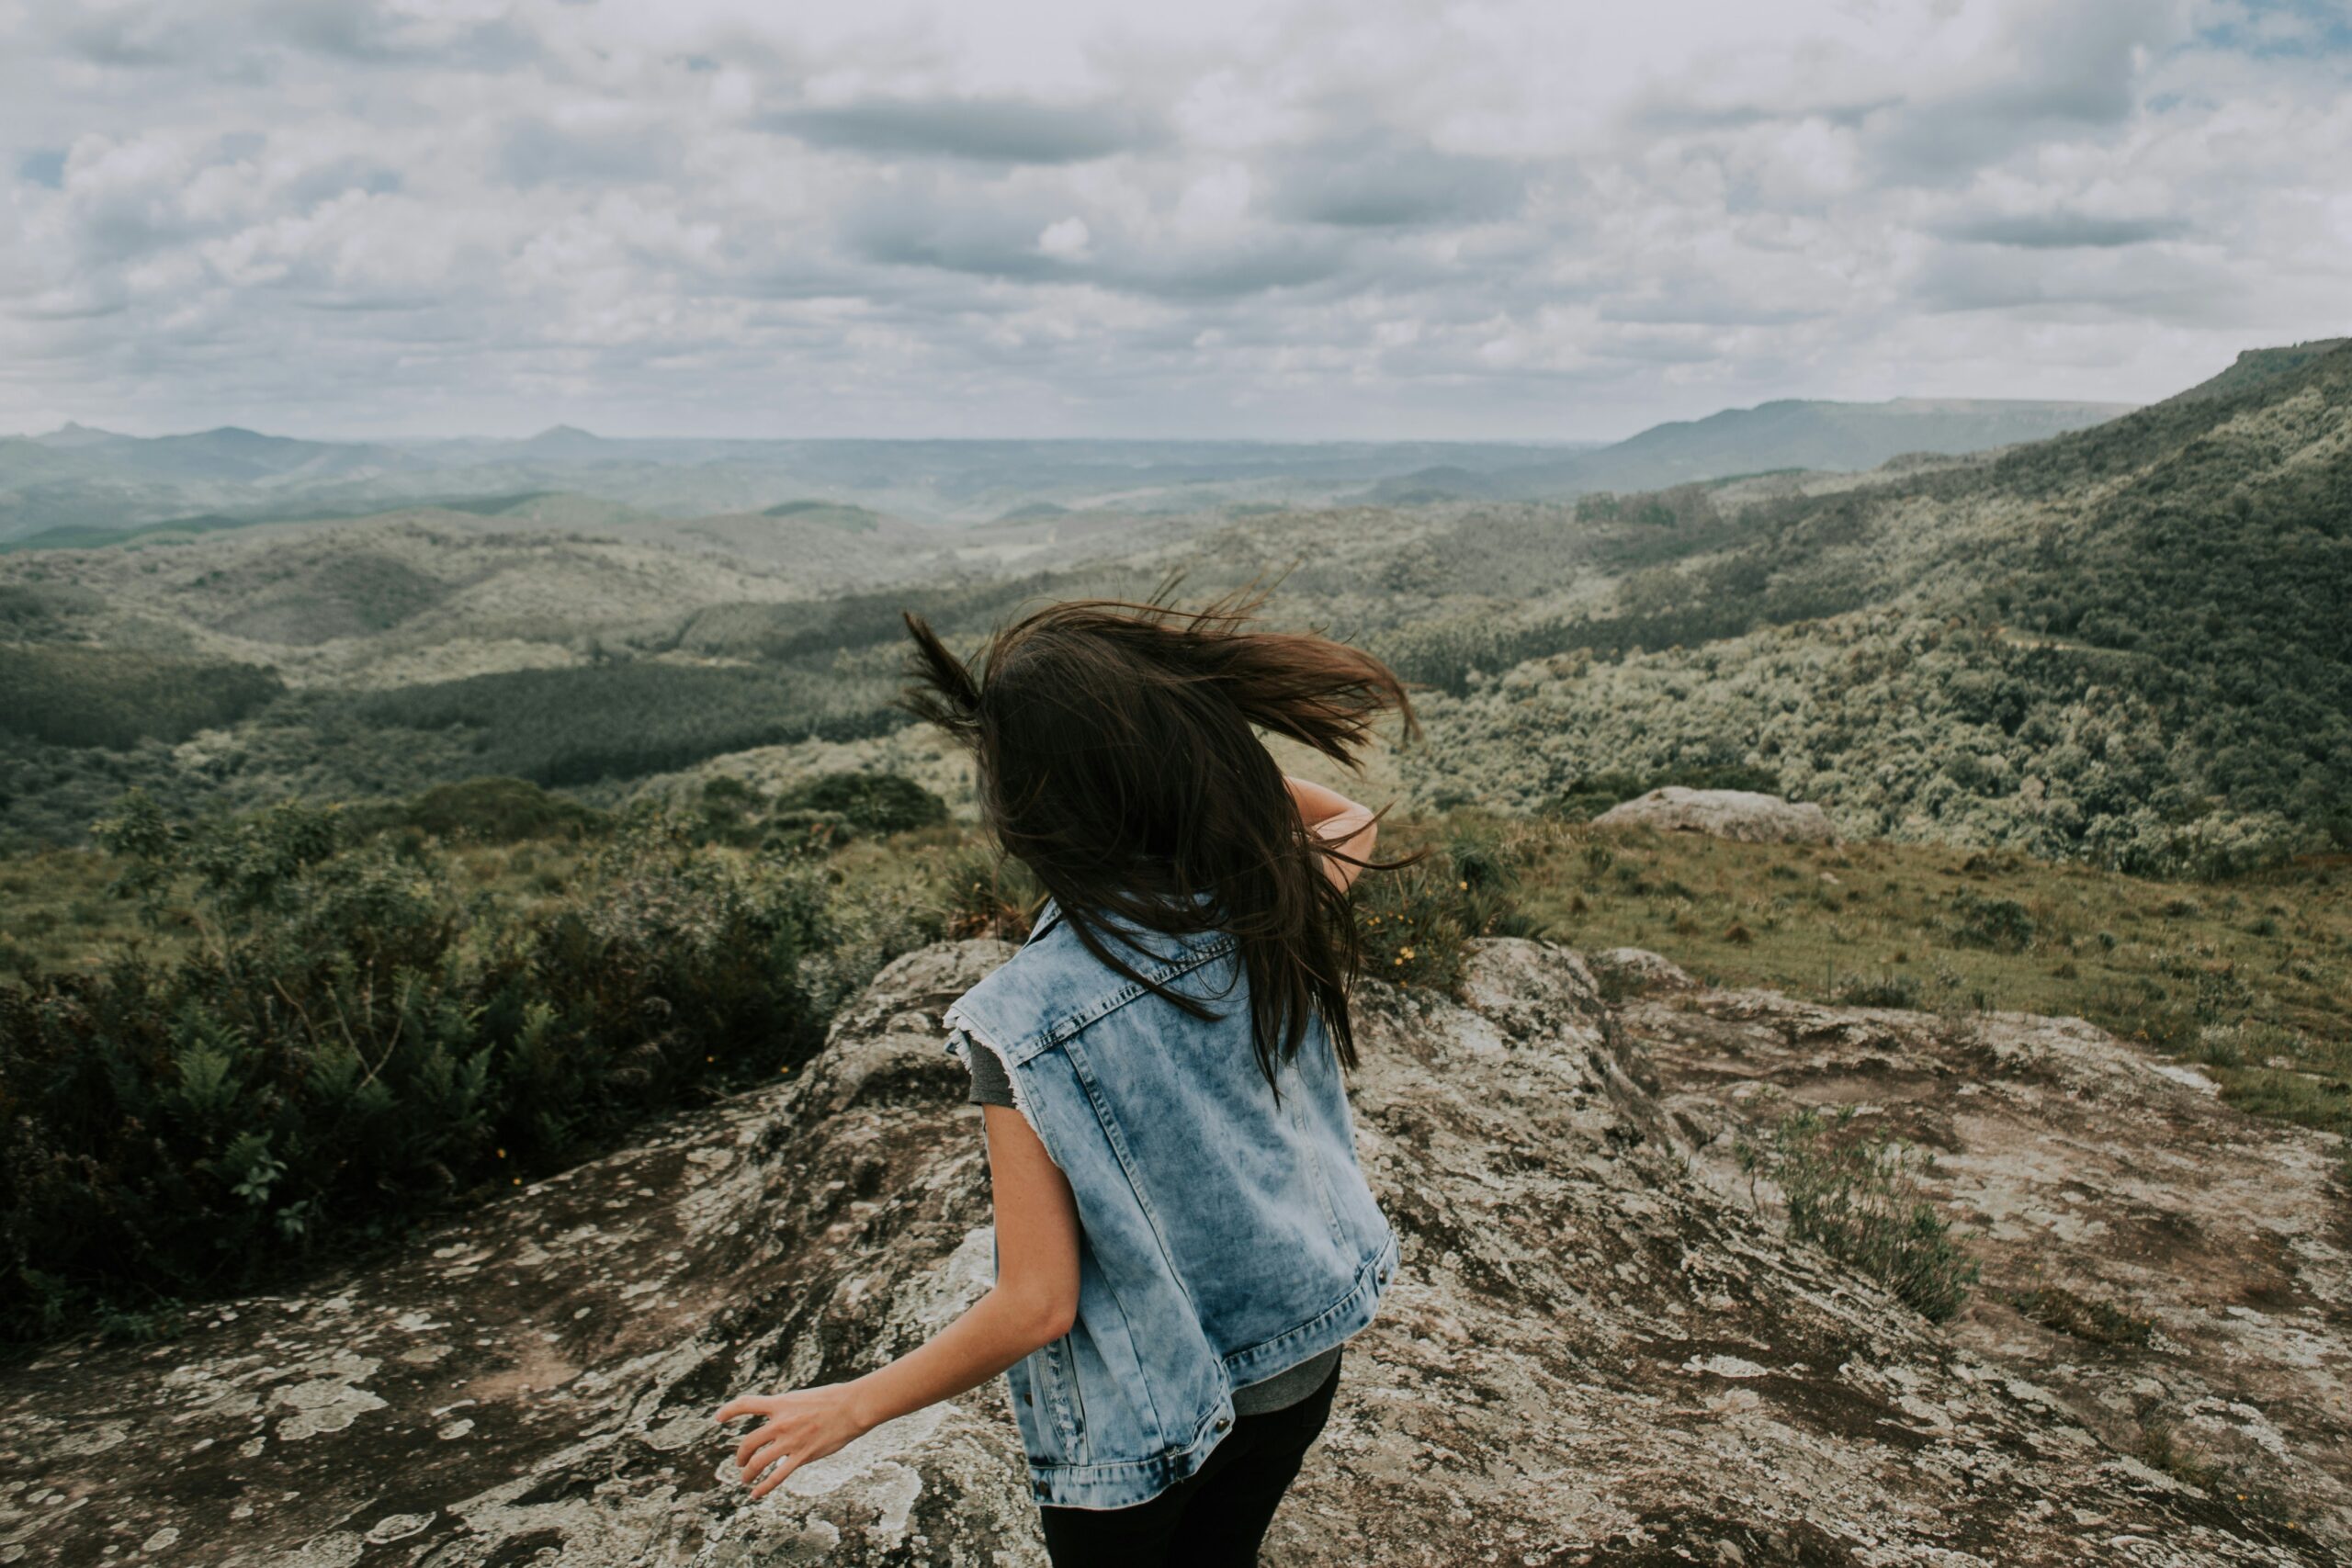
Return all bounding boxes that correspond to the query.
[1623,979,2352,1553]
[0,940,2338,1565]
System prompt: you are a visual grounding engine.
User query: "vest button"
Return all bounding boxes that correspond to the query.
[1214,1415,1231,1432]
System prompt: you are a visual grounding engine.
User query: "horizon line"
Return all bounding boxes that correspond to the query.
[12,392,2155,450]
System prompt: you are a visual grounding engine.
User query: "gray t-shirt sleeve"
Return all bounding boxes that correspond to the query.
[965,1043,1017,1108]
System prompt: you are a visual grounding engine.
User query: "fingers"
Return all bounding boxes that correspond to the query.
[715,1389,846,1503]
[741,1435,793,1489]
[749,1451,803,1500]
[737,1416,811,1471]
[712,1393,774,1424]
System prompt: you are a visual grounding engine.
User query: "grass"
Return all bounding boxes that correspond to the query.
[2007,1285,2154,1348]
[2136,1418,2324,1542]
[8,807,2351,1148]
[1500,818,2352,1145]
[1735,1104,1980,1321]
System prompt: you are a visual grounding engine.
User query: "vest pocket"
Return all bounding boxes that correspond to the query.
[1036,1334,1088,1461]
[1288,1095,1351,1252]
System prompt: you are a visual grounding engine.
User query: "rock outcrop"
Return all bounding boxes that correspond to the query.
[1588,945,1697,995]
[1593,786,1838,843]
[1608,959,2351,1554]
[0,940,2341,1565]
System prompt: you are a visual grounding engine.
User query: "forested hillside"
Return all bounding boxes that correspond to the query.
[1,342,2344,877]
[1412,341,2352,873]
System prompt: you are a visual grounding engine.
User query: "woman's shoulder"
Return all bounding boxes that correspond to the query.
[946,898,1236,1059]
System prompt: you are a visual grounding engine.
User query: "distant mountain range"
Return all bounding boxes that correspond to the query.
[0,429,1595,544]
[1359,396,2138,503]
[0,378,2169,546]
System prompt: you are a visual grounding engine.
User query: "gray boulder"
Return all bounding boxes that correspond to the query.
[1594,785,1838,843]
[1588,945,1698,994]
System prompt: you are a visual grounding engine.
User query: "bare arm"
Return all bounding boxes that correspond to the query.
[1283,774,1378,892]
[716,1102,1080,1498]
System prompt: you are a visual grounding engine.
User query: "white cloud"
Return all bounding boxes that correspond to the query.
[1036,215,1090,257]
[0,0,2345,439]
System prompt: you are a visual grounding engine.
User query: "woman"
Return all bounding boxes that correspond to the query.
[716,593,1416,1566]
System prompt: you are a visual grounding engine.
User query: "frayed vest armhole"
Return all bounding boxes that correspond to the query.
[944,1005,1059,1168]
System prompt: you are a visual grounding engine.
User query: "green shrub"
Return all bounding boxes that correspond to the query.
[1657,762,1783,795]
[0,799,873,1347]
[763,808,857,859]
[1832,971,1925,1009]
[778,772,949,837]
[1354,860,1474,994]
[1542,762,1785,822]
[1351,824,1537,996]
[1949,892,2036,952]
[1543,771,1648,821]
[0,646,283,750]
[346,660,901,787]
[1736,1105,1979,1322]
[933,844,1039,941]
[384,776,608,843]
[682,775,771,847]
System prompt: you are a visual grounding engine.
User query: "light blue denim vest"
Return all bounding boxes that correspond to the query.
[942,899,1399,1510]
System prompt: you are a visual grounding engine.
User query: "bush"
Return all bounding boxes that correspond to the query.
[1833,971,1925,1010]
[1542,762,1785,821]
[1948,892,2036,952]
[763,809,857,859]
[2008,1285,2153,1347]
[1736,1104,1979,1322]
[0,799,872,1346]
[380,776,608,844]
[0,645,283,750]
[1353,860,1476,995]
[777,772,949,837]
[1543,771,1649,822]
[933,844,1039,941]
[346,660,902,787]
[1351,824,1538,996]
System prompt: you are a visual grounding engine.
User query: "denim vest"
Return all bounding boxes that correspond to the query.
[942,900,1399,1510]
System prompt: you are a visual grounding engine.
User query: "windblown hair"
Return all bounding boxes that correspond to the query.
[899,590,1419,1094]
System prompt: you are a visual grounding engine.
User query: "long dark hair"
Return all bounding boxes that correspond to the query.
[899,590,1419,1093]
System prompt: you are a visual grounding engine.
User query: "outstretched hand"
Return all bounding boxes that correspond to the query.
[708,1106,1080,1507]
[714,1382,873,1500]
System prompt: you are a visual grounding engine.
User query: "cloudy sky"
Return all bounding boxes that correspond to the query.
[1,0,2346,441]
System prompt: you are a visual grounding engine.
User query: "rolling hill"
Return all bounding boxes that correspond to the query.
[1,338,2339,876]
[1408,339,2352,872]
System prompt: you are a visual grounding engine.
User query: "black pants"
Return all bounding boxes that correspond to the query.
[1036,1352,1342,1568]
